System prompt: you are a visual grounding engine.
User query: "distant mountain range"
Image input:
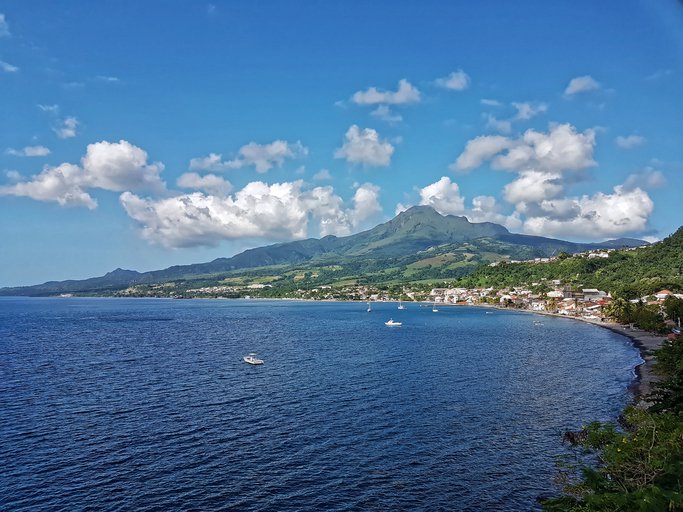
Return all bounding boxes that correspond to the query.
[0,205,648,296]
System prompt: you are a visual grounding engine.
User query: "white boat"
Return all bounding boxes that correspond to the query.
[385,319,402,326]
[398,301,405,310]
[432,302,439,313]
[243,353,264,365]
[367,302,372,312]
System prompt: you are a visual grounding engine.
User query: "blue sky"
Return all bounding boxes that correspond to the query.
[1,1,682,286]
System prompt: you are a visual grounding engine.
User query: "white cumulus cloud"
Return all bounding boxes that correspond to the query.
[455,124,596,174]
[522,185,654,239]
[119,180,383,247]
[5,145,51,157]
[81,140,165,193]
[451,135,513,172]
[435,70,471,91]
[350,183,382,228]
[418,176,466,215]
[177,172,232,196]
[351,79,421,105]
[503,170,564,204]
[0,140,166,208]
[0,163,97,209]
[564,75,601,96]
[334,125,395,167]
[189,140,308,173]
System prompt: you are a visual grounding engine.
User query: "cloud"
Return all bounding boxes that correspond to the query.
[503,170,564,204]
[54,117,79,139]
[0,140,166,208]
[351,79,421,105]
[623,168,665,191]
[449,123,652,239]
[522,185,654,239]
[5,145,51,157]
[0,13,10,37]
[451,135,513,172]
[119,180,382,247]
[350,183,382,228]
[94,75,120,83]
[177,172,232,196]
[512,101,548,120]
[312,169,332,181]
[481,99,503,107]
[645,69,672,81]
[418,176,466,215]
[468,195,522,229]
[484,115,511,134]
[238,140,308,173]
[615,134,646,149]
[81,140,165,193]
[334,125,395,167]
[189,140,308,173]
[370,105,403,124]
[0,60,18,73]
[455,124,596,174]
[401,176,522,229]
[0,163,97,209]
[435,70,471,91]
[37,104,59,114]
[564,75,600,96]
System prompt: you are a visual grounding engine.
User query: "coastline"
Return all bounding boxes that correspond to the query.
[460,303,665,403]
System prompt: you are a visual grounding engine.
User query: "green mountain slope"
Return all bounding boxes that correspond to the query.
[457,227,683,296]
[0,206,651,296]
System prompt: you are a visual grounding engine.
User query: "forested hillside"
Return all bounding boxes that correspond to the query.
[456,227,683,298]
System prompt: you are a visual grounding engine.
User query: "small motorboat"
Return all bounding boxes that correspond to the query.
[243,353,264,365]
[385,319,402,327]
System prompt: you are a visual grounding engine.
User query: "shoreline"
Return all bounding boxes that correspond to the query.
[450,302,665,403]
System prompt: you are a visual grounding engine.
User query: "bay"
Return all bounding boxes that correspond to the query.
[0,298,641,511]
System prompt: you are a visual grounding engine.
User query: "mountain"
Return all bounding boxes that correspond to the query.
[0,206,650,296]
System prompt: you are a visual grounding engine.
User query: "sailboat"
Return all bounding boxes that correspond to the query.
[367,302,372,312]
[398,301,405,310]
[432,302,439,313]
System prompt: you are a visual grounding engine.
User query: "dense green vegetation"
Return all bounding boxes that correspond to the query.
[542,339,683,511]
[456,227,683,299]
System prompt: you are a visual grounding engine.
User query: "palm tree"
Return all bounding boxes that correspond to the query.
[605,297,632,323]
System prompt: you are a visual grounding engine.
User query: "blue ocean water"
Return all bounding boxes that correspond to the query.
[0,298,641,511]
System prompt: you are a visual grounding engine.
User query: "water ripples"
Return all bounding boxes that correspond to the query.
[0,298,641,510]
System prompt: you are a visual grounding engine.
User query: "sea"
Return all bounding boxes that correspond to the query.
[0,298,642,511]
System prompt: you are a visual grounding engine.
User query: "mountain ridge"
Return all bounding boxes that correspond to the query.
[0,206,650,296]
